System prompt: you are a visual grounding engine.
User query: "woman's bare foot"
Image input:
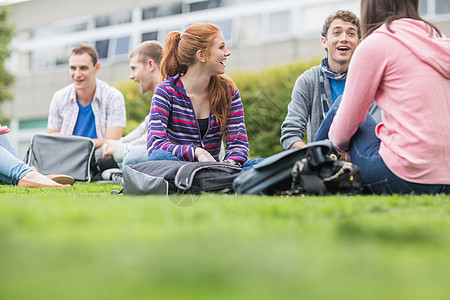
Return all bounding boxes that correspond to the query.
[18,171,72,188]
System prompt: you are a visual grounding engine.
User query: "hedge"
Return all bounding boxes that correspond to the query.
[231,59,319,157]
[116,58,320,159]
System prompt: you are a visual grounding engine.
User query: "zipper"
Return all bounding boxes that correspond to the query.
[201,114,211,148]
[187,97,204,146]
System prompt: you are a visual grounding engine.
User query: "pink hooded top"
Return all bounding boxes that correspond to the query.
[329,19,450,184]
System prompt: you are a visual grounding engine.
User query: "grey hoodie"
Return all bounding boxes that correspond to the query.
[280,64,380,150]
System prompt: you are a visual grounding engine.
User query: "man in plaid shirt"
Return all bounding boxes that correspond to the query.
[47,44,126,149]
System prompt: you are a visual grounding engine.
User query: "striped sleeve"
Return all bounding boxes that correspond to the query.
[147,83,196,161]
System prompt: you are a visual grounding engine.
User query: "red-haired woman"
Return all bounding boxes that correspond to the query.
[146,22,261,170]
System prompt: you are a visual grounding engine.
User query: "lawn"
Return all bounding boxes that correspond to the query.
[0,183,449,300]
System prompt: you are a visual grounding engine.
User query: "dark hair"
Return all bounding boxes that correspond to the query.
[160,22,236,133]
[129,40,163,67]
[361,0,441,38]
[322,10,361,39]
[70,43,98,66]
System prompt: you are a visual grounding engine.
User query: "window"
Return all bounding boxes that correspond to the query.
[188,0,213,12]
[115,36,130,56]
[419,0,428,15]
[54,22,88,35]
[96,11,131,28]
[158,27,182,45]
[268,11,290,37]
[95,37,130,60]
[95,39,110,59]
[185,0,230,12]
[142,2,182,20]
[436,0,450,15]
[215,19,234,46]
[142,31,158,42]
[55,45,75,65]
[142,7,157,19]
[95,16,110,28]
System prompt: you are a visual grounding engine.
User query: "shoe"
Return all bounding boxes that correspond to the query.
[18,171,72,188]
[101,168,122,183]
[46,174,75,186]
[18,178,71,188]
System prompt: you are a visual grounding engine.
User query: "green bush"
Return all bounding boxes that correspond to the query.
[231,59,319,158]
[115,58,320,158]
[115,80,153,136]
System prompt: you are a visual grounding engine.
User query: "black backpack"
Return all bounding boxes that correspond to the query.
[232,140,362,195]
[123,160,243,195]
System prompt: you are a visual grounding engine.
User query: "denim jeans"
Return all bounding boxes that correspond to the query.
[0,133,33,185]
[148,150,264,171]
[122,145,148,168]
[314,97,449,195]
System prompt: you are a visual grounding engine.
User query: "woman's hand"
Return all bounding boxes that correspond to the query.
[195,147,216,162]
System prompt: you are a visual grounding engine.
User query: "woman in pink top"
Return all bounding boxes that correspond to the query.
[315,0,450,194]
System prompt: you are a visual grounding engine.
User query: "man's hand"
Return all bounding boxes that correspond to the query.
[0,126,11,135]
[93,126,123,149]
[195,147,216,162]
[47,128,60,134]
[102,139,119,159]
[290,140,307,149]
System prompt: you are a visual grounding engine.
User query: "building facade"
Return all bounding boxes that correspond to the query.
[3,0,450,155]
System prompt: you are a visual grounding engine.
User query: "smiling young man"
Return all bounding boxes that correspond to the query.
[280,10,381,149]
[101,41,162,171]
[48,44,126,149]
[44,44,126,181]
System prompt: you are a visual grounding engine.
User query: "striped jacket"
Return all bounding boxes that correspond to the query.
[147,75,249,164]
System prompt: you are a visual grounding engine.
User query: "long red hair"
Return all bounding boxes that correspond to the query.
[160,23,235,133]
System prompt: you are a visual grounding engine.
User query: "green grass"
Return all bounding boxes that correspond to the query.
[0,183,449,300]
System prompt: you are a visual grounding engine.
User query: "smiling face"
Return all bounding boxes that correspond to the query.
[205,32,231,75]
[129,55,154,94]
[321,19,360,73]
[69,53,99,92]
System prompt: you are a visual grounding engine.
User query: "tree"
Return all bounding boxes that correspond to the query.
[0,7,14,117]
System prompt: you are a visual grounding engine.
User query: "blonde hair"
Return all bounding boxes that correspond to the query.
[129,40,163,66]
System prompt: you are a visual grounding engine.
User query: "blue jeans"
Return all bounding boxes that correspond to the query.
[122,145,148,168]
[314,97,449,195]
[0,133,33,185]
[148,150,264,171]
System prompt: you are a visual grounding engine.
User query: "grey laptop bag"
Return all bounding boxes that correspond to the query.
[26,133,96,182]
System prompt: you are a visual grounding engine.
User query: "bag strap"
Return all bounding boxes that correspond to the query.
[175,162,242,191]
[304,142,328,167]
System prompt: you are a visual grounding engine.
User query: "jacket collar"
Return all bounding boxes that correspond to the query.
[168,74,188,97]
